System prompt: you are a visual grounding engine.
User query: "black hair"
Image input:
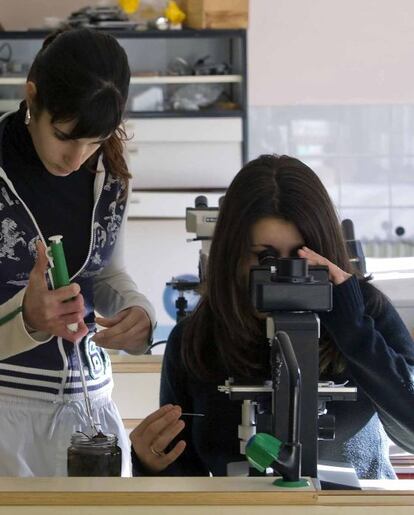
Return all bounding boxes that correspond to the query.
[27,28,131,185]
[181,154,384,380]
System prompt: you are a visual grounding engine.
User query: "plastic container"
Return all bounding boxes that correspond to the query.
[67,432,122,477]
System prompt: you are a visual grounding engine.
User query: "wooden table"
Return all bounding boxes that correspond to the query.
[0,477,413,514]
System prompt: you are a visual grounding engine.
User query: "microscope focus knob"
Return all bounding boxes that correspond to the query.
[245,433,282,473]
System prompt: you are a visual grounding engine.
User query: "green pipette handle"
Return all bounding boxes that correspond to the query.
[48,235,70,288]
[48,235,77,332]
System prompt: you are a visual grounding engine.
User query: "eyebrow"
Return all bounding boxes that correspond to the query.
[53,127,72,140]
[53,127,110,142]
[251,244,304,253]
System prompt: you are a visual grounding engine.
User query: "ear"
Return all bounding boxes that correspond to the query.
[25,81,37,106]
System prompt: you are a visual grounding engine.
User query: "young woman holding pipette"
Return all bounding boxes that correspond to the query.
[0,28,155,476]
[130,154,414,480]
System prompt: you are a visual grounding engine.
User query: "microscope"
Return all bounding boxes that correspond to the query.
[342,218,367,275]
[185,195,221,282]
[167,202,365,486]
[167,195,221,321]
[171,198,360,484]
[218,252,358,484]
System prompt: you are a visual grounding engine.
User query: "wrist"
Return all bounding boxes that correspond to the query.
[23,318,38,334]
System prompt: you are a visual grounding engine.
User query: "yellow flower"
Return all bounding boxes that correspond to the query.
[118,0,141,15]
[164,1,186,25]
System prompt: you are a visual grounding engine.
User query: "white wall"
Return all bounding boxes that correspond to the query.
[248,0,414,106]
[125,219,199,329]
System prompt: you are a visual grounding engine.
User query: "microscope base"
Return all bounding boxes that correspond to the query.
[273,478,310,488]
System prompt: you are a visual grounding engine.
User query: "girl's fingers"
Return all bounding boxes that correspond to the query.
[131,405,175,436]
[151,419,186,454]
[298,247,351,285]
[298,246,324,263]
[155,440,187,470]
[130,406,186,473]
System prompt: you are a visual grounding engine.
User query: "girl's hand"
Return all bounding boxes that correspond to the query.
[130,405,186,473]
[93,306,151,354]
[298,247,352,286]
[23,241,89,343]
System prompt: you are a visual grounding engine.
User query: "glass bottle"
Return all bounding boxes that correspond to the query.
[67,432,122,477]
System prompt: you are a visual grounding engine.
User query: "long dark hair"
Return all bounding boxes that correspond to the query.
[27,28,131,188]
[182,154,383,380]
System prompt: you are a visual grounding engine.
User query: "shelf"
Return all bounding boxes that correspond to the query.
[127,191,225,219]
[126,109,244,118]
[0,77,26,85]
[130,74,242,84]
[0,100,20,112]
[0,107,245,118]
[1,28,246,40]
[0,75,242,86]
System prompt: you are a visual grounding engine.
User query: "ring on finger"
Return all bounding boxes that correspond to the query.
[150,445,164,457]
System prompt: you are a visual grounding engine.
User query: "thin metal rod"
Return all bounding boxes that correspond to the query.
[75,343,98,435]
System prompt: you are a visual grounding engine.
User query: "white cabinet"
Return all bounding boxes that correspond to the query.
[125,117,243,189]
[112,372,160,420]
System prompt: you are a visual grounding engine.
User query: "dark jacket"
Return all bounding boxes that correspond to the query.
[133,276,414,479]
[0,109,155,402]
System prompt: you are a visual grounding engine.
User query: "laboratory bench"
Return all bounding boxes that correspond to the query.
[0,477,413,514]
[110,353,162,373]
[0,355,410,513]
[110,353,414,479]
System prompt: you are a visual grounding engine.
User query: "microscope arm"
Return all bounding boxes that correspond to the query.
[274,330,302,446]
[246,328,304,484]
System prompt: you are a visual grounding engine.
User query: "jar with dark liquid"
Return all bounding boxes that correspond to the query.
[67,433,122,476]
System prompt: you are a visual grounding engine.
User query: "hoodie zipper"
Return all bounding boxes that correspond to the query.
[0,159,106,398]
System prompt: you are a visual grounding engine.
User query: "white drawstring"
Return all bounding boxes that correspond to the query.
[48,400,91,440]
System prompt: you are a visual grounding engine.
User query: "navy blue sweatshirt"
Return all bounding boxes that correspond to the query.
[2,102,95,276]
[132,276,414,479]
[0,106,129,401]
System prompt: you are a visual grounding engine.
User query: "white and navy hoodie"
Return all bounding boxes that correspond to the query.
[0,107,155,402]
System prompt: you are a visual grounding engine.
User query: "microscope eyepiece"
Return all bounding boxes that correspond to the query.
[258,254,310,283]
[276,257,309,283]
[258,248,279,266]
[195,195,208,208]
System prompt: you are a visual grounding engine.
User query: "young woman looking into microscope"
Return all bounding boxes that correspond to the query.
[130,154,414,479]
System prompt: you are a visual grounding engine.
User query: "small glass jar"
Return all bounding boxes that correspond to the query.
[67,432,122,477]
